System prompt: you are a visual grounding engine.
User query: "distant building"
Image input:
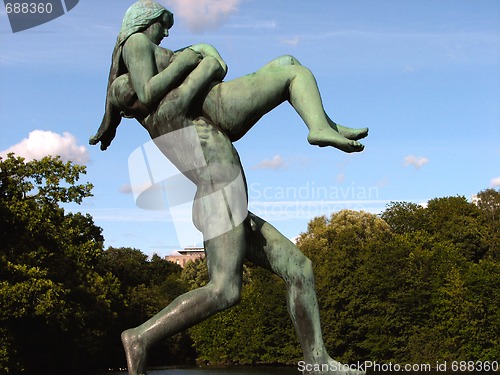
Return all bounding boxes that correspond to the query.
[471,194,480,206]
[166,247,205,268]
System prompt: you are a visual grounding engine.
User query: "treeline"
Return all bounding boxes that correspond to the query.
[0,155,195,374]
[188,191,500,365]
[1,155,499,374]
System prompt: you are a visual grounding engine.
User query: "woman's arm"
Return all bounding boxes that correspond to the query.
[123,33,201,109]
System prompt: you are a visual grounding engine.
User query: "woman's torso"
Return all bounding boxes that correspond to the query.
[108,45,174,128]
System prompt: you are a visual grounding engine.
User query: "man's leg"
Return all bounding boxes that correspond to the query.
[122,223,246,375]
[245,213,364,374]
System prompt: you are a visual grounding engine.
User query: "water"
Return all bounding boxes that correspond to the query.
[111,367,300,374]
[109,368,489,375]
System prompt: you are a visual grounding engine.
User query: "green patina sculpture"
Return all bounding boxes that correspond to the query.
[90,1,368,374]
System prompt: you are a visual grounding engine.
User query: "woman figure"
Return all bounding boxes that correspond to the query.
[91,1,366,374]
[91,2,367,152]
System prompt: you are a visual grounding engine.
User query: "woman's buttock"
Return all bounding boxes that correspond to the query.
[202,74,285,142]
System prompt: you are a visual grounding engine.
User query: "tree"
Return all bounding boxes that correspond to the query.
[0,154,117,374]
[380,201,426,234]
[380,197,499,362]
[174,196,500,366]
[476,188,500,260]
[425,196,488,261]
[297,210,401,362]
[476,188,500,222]
[97,246,194,367]
[296,205,500,364]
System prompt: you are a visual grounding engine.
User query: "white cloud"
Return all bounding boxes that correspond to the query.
[491,176,500,187]
[69,207,171,222]
[282,36,301,47]
[419,201,428,208]
[403,155,429,170]
[377,178,389,188]
[227,20,277,30]
[252,155,287,170]
[1,130,89,164]
[164,0,240,32]
[403,65,418,73]
[120,184,133,194]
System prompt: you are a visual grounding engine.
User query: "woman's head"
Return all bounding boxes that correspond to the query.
[117,0,174,45]
[95,0,174,150]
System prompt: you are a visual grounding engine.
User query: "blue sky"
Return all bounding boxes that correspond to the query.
[1,0,499,256]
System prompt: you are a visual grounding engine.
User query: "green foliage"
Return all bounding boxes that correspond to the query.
[383,196,489,261]
[0,153,92,205]
[180,257,209,290]
[476,188,500,260]
[183,197,499,366]
[295,203,500,364]
[97,247,193,367]
[0,154,194,373]
[298,211,399,361]
[0,154,111,374]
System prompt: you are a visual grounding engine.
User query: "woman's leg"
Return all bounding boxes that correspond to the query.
[245,213,364,375]
[203,55,365,153]
[260,55,368,142]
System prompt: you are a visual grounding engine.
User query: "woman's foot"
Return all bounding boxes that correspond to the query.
[335,124,369,141]
[307,128,365,153]
[326,119,368,141]
[121,328,148,375]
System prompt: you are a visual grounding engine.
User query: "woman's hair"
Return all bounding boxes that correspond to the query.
[93,0,173,150]
[118,0,173,46]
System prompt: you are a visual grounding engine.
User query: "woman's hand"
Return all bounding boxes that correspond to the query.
[123,33,205,109]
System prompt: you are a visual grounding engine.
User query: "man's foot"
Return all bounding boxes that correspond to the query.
[335,124,369,141]
[307,129,365,153]
[121,328,148,375]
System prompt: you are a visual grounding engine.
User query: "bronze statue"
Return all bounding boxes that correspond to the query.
[90,1,368,374]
